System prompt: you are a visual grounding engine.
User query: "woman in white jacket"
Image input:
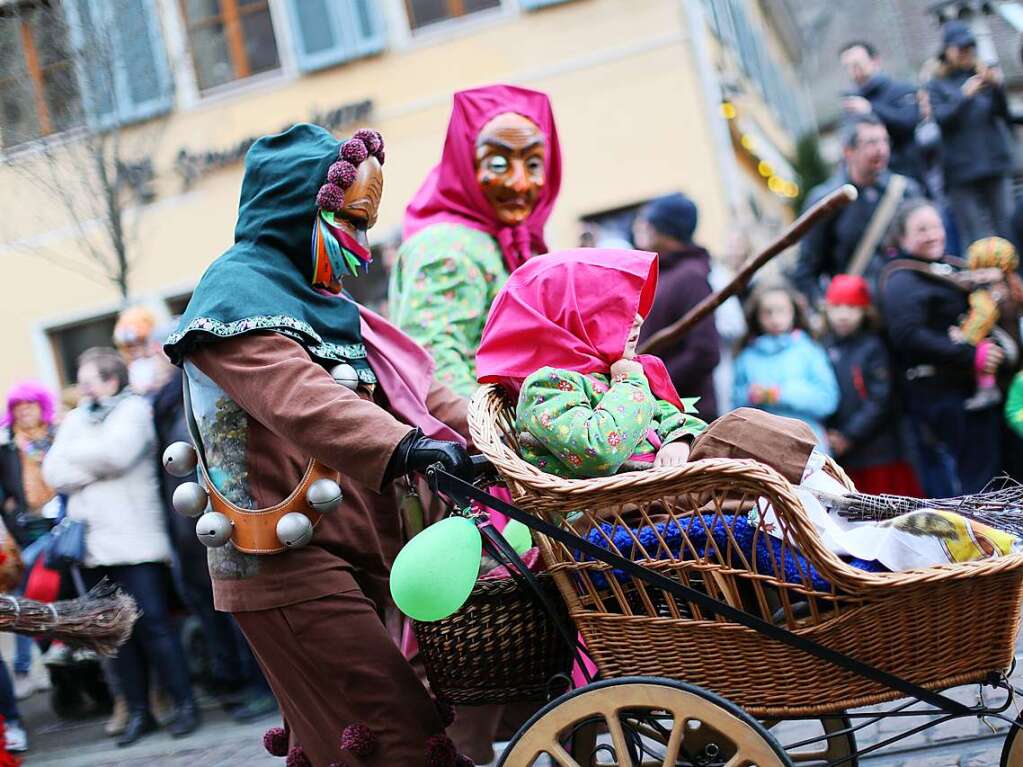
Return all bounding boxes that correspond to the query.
[43,348,199,746]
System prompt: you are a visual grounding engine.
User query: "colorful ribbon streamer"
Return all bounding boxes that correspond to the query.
[311,210,374,292]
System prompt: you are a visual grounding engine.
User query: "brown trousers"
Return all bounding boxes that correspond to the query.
[235,588,445,767]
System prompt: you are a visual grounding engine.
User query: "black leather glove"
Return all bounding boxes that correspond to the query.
[387,429,473,484]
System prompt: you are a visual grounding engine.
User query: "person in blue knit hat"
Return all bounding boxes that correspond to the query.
[633,192,721,420]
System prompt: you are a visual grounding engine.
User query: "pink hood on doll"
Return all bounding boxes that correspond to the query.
[475,248,685,411]
[402,84,562,273]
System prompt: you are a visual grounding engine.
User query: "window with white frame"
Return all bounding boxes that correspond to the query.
[0,0,173,149]
[403,0,502,31]
[0,3,83,148]
[284,0,387,72]
[179,0,281,91]
[46,313,119,386]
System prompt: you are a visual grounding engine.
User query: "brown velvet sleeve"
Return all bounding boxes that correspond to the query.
[189,332,414,492]
[425,378,470,442]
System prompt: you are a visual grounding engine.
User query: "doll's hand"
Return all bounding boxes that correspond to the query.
[610,358,645,382]
[654,441,690,468]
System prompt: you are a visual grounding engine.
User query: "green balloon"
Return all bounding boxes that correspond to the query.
[391,516,482,622]
[502,519,533,555]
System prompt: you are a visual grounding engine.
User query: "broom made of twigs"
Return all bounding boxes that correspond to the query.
[0,580,138,656]
[809,477,1023,537]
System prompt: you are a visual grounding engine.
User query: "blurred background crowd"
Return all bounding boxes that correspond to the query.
[5,0,1023,759]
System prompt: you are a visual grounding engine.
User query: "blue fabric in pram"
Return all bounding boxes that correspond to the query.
[582,513,885,591]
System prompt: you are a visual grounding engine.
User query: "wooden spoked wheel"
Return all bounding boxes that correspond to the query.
[763,716,857,766]
[1000,713,1023,766]
[498,677,793,766]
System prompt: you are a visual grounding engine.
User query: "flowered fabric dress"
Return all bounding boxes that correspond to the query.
[516,367,707,478]
[389,223,507,397]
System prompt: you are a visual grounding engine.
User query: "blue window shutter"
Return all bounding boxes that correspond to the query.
[63,0,118,129]
[286,0,386,73]
[520,0,575,8]
[109,0,173,124]
[63,0,171,129]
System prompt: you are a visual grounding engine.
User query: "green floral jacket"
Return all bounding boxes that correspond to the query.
[515,367,707,478]
[389,223,507,398]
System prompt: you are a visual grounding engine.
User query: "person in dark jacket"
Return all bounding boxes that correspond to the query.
[927,21,1015,246]
[633,192,721,420]
[822,275,922,496]
[881,199,1005,496]
[792,114,923,304]
[839,41,924,184]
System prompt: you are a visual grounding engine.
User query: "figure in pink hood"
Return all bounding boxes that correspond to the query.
[389,84,562,397]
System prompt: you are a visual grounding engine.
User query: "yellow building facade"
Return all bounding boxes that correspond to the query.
[0,0,809,393]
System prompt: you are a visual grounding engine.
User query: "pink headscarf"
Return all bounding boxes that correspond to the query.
[475,249,685,411]
[402,84,562,272]
[4,380,56,427]
[352,302,465,446]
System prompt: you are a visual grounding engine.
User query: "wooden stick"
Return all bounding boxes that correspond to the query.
[638,184,858,356]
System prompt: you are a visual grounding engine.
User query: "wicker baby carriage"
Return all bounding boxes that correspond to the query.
[466,384,1023,722]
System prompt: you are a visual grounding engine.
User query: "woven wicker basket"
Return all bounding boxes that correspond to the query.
[468,384,1023,718]
[413,575,575,706]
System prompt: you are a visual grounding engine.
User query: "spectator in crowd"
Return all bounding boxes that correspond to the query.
[113,307,165,396]
[633,193,721,421]
[927,20,1015,246]
[733,283,839,451]
[42,348,199,747]
[881,199,1005,496]
[710,230,749,413]
[148,322,276,722]
[792,114,922,303]
[822,276,922,496]
[0,381,59,704]
[839,41,924,184]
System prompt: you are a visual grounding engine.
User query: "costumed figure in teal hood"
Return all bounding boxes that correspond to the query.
[165,123,476,766]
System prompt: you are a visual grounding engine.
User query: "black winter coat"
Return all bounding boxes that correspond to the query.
[824,331,900,470]
[927,69,1013,187]
[637,245,720,420]
[858,74,924,183]
[880,255,975,398]
[0,427,55,547]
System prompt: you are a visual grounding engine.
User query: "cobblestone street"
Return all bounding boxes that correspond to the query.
[17,653,1021,766]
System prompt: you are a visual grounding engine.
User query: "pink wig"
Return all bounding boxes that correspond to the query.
[5,380,56,427]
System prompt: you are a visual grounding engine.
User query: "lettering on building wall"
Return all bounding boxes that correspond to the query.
[173,99,373,190]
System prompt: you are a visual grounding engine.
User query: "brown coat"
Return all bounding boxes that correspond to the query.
[189,331,468,612]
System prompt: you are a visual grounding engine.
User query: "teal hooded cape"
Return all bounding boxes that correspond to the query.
[165,123,375,384]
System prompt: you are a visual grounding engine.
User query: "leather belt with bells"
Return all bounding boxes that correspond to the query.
[197,455,337,555]
[181,368,349,555]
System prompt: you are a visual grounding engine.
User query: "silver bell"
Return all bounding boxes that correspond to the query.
[195,511,233,548]
[330,363,360,391]
[172,482,209,518]
[306,478,343,514]
[276,512,314,548]
[163,442,198,478]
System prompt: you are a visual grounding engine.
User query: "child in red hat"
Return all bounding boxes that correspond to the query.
[823,275,923,496]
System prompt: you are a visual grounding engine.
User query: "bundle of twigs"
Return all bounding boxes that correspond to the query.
[0,581,138,656]
[810,477,1023,537]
